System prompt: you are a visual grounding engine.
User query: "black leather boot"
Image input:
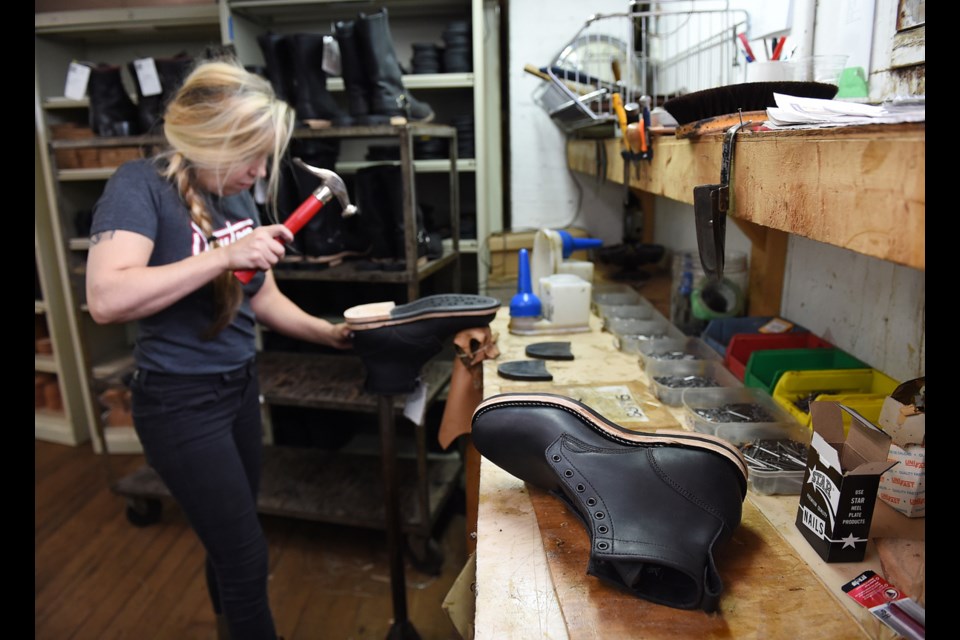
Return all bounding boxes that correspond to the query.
[128,53,192,134]
[353,166,397,262]
[288,32,352,127]
[256,32,297,106]
[344,294,500,394]
[355,8,435,123]
[335,19,390,125]
[86,63,141,137]
[471,392,748,612]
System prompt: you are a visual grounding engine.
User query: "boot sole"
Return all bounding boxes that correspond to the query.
[344,294,500,330]
[474,392,748,481]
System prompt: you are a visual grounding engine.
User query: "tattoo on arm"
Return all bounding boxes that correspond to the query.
[89,230,117,245]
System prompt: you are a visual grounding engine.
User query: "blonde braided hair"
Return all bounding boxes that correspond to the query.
[156,59,295,338]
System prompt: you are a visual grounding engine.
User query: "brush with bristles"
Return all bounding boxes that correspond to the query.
[663,81,838,136]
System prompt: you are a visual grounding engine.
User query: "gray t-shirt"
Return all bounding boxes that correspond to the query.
[90,158,266,374]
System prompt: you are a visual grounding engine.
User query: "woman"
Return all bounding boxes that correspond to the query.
[85,58,352,639]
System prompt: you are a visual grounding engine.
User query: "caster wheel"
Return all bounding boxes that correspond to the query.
[405,535,444,576]
[125,497,162,527]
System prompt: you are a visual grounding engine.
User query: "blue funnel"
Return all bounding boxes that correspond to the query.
[558,230,603,258]
[509,248,541,317]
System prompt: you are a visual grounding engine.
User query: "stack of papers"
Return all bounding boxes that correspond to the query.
[765,93,925,130]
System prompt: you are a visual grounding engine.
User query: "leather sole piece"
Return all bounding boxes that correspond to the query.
[344,293,501,330]
[474,392,749,484]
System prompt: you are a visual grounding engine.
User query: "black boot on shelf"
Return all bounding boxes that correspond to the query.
[334,19,391,125]
[86,63,141,137]
[353,165,398,265]
[127,53,193,134]
[292,159,370,267]
[471,392,748,613]
[256,32,297,107]
[355,8,435,123]
[344,294,501,395]
[288,32,353,128]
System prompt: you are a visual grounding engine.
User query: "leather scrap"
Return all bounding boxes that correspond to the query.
[438,327,500,450]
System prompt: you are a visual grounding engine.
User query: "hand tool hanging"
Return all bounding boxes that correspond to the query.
[692,113,752,281]
[234,158,357,284]
[611,91,651,243]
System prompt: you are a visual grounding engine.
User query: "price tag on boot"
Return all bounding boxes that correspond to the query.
[322,35,342,76]
[64,62,91,101]
[403,379,428,427]
[132,58,163,97]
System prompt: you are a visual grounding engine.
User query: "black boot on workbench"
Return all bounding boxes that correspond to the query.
[344,294,500,395]
[471,392,748,612]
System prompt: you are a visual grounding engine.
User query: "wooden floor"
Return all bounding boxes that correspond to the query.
[35,439,468,640]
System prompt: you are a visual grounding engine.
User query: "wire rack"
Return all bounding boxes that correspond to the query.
[533,1,751,134]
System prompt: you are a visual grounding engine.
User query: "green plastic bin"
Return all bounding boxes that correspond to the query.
[743,347,867,394]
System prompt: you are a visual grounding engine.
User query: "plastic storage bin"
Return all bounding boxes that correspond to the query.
[592,285,643,311]
[743,347,867,394]
[609,315,685,354]
[701,316,807,357]
[647,359,741,406]
[772,367,900,429]
[681,387,811,495]
[597,299,655,329]
[638,336,723,372]
[725,332,833,381]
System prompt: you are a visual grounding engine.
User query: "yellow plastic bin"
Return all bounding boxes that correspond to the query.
[771,368,900,431]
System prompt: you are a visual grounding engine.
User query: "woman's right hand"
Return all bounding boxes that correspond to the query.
[224,224,295,272]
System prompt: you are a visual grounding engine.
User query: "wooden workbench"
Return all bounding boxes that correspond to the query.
[474,306,924,639]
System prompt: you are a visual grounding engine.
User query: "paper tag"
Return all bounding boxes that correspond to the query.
[403,379,428,427]
[758,317,795,334]
[322,35,342,76]
[132,57,163,97]
[64,62,91,101]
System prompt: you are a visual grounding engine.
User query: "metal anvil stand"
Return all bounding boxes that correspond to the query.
[378,395,422,640]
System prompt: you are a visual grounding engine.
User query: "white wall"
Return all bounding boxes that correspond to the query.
[505,0,924,380]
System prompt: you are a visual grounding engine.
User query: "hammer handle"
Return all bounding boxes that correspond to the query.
[233,192,325,284]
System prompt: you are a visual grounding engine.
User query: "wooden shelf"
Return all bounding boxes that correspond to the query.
[567,123,925,271]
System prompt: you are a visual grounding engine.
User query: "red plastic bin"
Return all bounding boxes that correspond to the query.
[725,332,833,381]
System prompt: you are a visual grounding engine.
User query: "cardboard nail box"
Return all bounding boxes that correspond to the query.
[795,401,896,562]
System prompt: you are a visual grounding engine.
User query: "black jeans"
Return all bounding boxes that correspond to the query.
[130,359,277,640]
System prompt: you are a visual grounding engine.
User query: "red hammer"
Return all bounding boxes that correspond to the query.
[234,158,358,284]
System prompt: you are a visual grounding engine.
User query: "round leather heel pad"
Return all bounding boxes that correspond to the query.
[497,360,553,381]
[524,341,574,360]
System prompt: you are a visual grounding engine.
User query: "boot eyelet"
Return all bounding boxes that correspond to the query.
[597,541,609,550]
[563,469,574,478]
[576,484,585,492]
[586,498,597,506]
[598,525,608,534]
[595,511,605,519]
[552,454,561,462]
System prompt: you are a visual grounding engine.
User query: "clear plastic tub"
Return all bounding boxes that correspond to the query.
[597,301,655,329]
[680,387,805,444]
[647,359,741,406]
[609,316,685,354]
[591,285,642,312]
[681,387,811,495]
[638,337,723,372]
[747,467,806,496]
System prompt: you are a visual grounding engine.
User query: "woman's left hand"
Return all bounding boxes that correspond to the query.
[324,322,354,350]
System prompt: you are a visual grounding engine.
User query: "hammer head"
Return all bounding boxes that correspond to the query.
[292,157,358,216]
